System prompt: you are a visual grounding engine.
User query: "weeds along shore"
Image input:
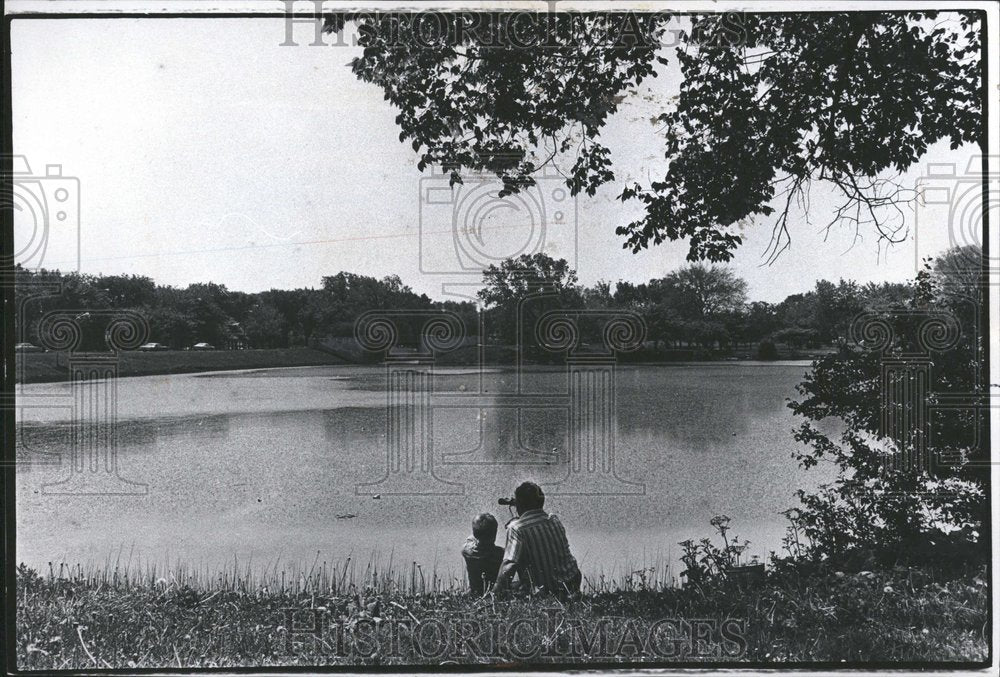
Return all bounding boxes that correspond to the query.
[16,556,988,668]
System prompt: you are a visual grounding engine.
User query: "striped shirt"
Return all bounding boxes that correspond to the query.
[501,509,580,594]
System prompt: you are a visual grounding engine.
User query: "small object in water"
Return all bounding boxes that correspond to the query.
[372,494,381,500]
[336,513,356,519]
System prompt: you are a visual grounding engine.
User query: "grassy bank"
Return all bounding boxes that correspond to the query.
[15,558,988,668]
[16,343,838,384]
[15,348,345,384]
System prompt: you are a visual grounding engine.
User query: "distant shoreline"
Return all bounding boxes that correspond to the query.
[15,347,823,385]
[14,347,345,385]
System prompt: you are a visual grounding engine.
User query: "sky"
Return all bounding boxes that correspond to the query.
[10,15,981,304]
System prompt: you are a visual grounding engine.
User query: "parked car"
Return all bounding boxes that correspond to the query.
[138,342,169,351]
[15,342,44,353]
[191,342,216,351]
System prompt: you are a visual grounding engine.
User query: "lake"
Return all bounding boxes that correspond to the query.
[15,362,833,585]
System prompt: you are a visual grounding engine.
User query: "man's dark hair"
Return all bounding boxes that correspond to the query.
[514,481,545,511]
[472,512,498,542]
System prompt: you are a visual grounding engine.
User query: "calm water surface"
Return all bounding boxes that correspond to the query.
[16,363,833,582]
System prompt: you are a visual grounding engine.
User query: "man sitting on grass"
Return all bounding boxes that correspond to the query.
[461,512,504,595]
[494,481,582,597]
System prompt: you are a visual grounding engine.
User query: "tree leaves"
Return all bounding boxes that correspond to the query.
[787,247,987,555]
[324,10,981,261]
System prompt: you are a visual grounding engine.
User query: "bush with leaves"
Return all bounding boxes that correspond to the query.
[679,515,756,587]
[787,246,987,562]
[756,339,779,361]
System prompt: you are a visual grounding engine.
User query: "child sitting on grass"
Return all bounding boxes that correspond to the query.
[461,512,504,595]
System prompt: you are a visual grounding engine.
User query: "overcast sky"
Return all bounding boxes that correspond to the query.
[11,16,976,303]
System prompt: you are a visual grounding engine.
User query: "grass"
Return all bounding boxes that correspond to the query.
[15,555,989,668]
[15,347,344,384]
[16,342,836,384]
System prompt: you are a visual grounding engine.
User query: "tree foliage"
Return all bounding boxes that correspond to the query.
[13,266,475,351]
[665,264,748,318]
[324,10,981,261]
[16,259,918,358]
[788,246,986,559]
[477,253,579,308]
[477,253,581,347]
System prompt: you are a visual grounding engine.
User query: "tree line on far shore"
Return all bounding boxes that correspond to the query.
[13,254,915,357]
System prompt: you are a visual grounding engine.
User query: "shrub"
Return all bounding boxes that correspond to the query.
[757,339,778,360]
[788,248,987,563]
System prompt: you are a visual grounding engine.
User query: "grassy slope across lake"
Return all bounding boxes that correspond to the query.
[15,348,345,384]
[16,345,833,384]
[16,561,988,668]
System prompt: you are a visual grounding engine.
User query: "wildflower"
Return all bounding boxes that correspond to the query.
[883,585,893,593]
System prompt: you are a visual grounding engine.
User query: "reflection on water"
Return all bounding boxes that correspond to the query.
[437,406,566,465]
[16,364,832,579]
